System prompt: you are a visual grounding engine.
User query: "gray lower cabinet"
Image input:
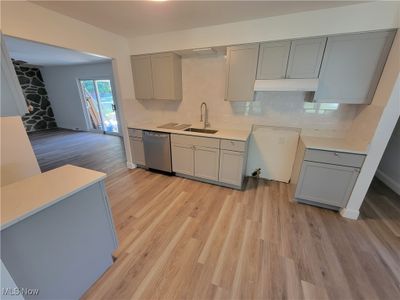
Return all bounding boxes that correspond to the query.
[128,128,145,166]
[171,134,247,189]
[171,143,194,176]
[219,150,245,187]
[294,148,365,209]
[314,30,395,104]
[295,161,359,208]
[225,43,259,101]
[1,182,117,300]
[130,138,145,166]
[194,146,220,181]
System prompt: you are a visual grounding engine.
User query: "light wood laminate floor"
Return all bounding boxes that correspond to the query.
[84,169,400,300]
[28,130,400,299]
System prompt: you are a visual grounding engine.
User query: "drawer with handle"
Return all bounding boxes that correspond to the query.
[220,139,246,152]
[171,134,220,149]
[304,149,365,168]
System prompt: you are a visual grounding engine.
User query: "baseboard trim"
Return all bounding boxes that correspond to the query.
[339,208,360,220]
[375,169,400,195]
[126,162,137,169]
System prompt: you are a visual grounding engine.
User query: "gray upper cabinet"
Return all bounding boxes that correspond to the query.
[286,37,326,79]
[314,30,395,104]
[225,43,259,101]
[257,41,290,79]
[151,53,182,101]
[131,52,182,101]
[131,55,153,100]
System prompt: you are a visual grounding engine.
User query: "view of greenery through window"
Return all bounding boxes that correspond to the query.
[80,79,118,133]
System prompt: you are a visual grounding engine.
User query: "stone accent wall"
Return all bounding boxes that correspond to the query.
[12,60,57,132]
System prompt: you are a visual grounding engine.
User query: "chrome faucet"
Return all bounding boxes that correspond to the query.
[200,102,210,128]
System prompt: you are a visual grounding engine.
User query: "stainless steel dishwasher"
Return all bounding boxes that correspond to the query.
[142,131,172,173]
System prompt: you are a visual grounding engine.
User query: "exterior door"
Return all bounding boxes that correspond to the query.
[80,79,119,135]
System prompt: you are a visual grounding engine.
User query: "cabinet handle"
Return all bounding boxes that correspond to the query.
[334,152,340,157]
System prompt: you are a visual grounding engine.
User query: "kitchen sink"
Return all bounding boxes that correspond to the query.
[184,128,218,134]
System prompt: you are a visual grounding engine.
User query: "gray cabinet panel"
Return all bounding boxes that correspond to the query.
[315,30,395,104]
[171,143,194,176]
[130,137,145,166]
[286,37,326,79]
[295,161,359,207]
[219,150,244,187]
[194,146,220,181]
[257,41,290,79]
[1,183,116,299]
[225,43,259,101]
[131,53,182,101]
[151,53,182,100]
[130,55,153,100]
[304,149,365,168]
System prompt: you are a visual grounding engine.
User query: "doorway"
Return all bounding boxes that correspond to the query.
[79,79,119,135]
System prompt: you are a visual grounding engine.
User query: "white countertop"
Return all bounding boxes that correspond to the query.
[128,122,251,141]
[1,165,106,230]
[301,135,368,155]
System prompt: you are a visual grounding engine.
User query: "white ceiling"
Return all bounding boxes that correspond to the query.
[4,36,111,66]
[32,1,361,38]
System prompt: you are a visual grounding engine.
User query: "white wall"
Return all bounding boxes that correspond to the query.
[2,0,399,170]
[1,34,28,117]
[376,118,400,195]
[1,0,135,160]
[1,116,41,186]
[128,1,400,55]
[41,62,114,131]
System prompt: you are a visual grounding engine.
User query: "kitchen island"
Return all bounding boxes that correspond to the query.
[1,165,118,300]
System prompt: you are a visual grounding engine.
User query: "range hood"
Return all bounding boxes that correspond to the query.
[254,79,319,92]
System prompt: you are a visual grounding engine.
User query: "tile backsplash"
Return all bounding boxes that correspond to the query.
[129,54,360,137]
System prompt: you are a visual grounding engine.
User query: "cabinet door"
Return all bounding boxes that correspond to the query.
[151,53,182,100]
[225,43,259,101]
[286,37,326,79]
[171,144,194,175]
[130,55,153,100]
[194,146,220,181]
[314,30,395,104]
[219,150,244,187]
[295,161,359,207]
[130,138,145,166]
[257,41,290,79]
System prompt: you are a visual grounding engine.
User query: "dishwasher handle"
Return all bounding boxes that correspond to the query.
[143,131,169,138]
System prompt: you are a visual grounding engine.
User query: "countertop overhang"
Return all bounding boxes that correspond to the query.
[300,135,368,155]
[0,165,106,230]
